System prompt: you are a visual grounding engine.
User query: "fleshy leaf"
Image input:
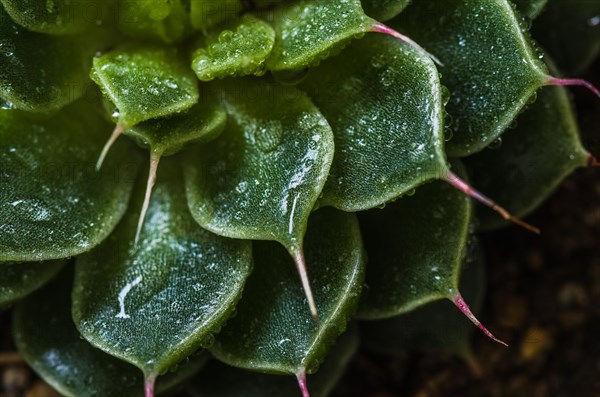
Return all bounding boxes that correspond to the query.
[13,269,209,397]
[190,0,242,31]
[124,97,227,157]
[465,61,589,231]
[0,0,110,34]
[191,16,275,82]
[0,260,64,306]
[356,163,472,319]
[265,0,374,71]
[512,0,548,19]
[533,0,600,74]
[0,101,141,262]
[360,0,412,22]
[91,46,199,128]
[184,77,334,315]
[72,160,253,381]
[189,326,358,397]
[117,0,191,43]
[361,243,485,360]
[0,4,92,112]
[300,34,446,211]
[396,0,549,156]
[210,208,364,380]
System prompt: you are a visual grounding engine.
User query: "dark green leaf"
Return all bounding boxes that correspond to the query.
[361,0,411,22]
[13,269,209,397]
[265,0,375,71]
[357,164,472,319]
[0,260,64,306]
[0,0,111,34]
[189,326,358,397]
[512,0,548,19]
[184,77,334,255]
[465,61,589,231]
[117,0,191,44]
[91,46,199,128]
[396,0,549,156]
[73,160,253,379]
[124,96,227,157]
[0,4,92,112]
[191,16,275,82]
[0,100,141,262]
[361,242,485,359]
[301,34,446,211]
[211,209,364,377]
[533,0,600,74]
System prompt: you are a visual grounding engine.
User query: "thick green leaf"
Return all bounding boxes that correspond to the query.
[191,16,275,82]
[265,0,375,71]
[184,77,334,254]
[512,0,548,19]
[0,4,92,112]
[73,160,253,380]
[361,0,411,21]
[189,326,358,397]
[211,209,364,377]
[14,269,209,397]
[300,34,446,211]
[117,0,190,43]
[361,243,485,359]
[124,96,227,157]
[533,0,600,74]
[0,100,141,262]
[91,46,199,128]
[465,64,589,231]
[0,260,64,306]
[0,0,110,34]
[190,0,242,31]
[396,0,549,156]
[357,165,472,319]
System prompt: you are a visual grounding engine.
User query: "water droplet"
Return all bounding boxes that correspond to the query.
[444,127,454,142]
[441,86,451,106]
[527,91,537,105]
[253,121,283,153]
[488,137,503,150]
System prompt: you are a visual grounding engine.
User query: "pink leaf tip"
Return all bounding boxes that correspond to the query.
[546,77,600,99]
[453,294,508,347]
[135,152,161,245]
[296,371,311,397]
[370,22,444,67]
[588,155,600,168]
[144,375,156,397]
[443,171,540,235]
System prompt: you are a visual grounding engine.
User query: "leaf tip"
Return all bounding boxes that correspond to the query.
[144,375,156,397]
[443,171,540,235]
[546,77,600,99]
[453,293,508,347]
[296,371,311,397]
[290,248,319,320]
[134,153,161,245]
[588,155,600,168]
[96,124,125,171]
[370,22,444,67]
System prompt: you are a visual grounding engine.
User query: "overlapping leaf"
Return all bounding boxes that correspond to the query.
[184,77,334,254]
[73,161,253,382]
[465,62,589,231]
[357,164,472,319]
[0,4,92,112]
[191,16,275,82]
[0,100,140,262]
[117,0,190,44]
[512,0,548,19]
[361,243,485,359]
[189,326,358,397]
[210,209,364,379]
[301,34,446,211]
[396,0,549,156]
[0,260,64,306]
[190,0,242,31]
[14,269,209,397]
[360,0,411,22]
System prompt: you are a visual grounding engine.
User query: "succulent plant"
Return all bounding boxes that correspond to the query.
[1,0,598,396]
